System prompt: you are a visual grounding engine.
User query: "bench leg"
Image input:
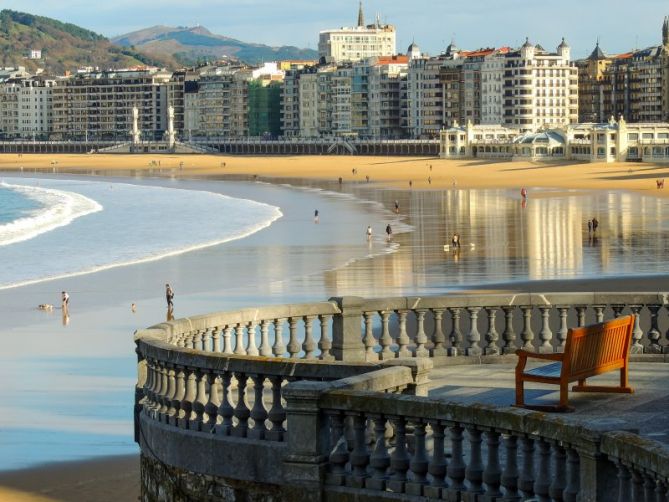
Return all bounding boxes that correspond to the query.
[572,367,634,393]
[515,378,524,407]
[559,382,569,409]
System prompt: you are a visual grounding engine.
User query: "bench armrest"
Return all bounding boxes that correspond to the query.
[515,350,564,373]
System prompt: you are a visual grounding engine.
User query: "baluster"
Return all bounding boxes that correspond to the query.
[563,447,579,502]
[178,367,197,429]
[501,435,520,500]
[176,333,185,348]
[448,307,463,356]
[466,427,484,494]
[203,371,221,432]
[414,309,429,357]
[273,318,287,357]
[156,363,168,416]
[549,443,567,501]
[483,430,502,498]
[349,413,370,487]
[193,330,203,350]
[246,321,259,356]
[190,369,207,431]
[387,416,411,493]
[259,320,272,357]
[593,304,606,323]
[647,305,662,353]
[520,306,535,351]
[395,310,411,357]
[319,314,334,361]
[302,315,317,359]
[502,306,518,354]
[248,374,267,439]
[484,307,500,355]
[169,367,186,427]
[643,473,657,502]
[143,360,156,415]
[612,304,625,318]
[556,306,569,353]
[159,366,176,423]
[629,305,644,353]
[533,439,551,501]
[327,411,349,485]
[362,311,378,361]
[466,307,482,356]
[287,317,300,358]
[616,461,632,502]
[631,468,645,502]
[222,325,234,354]
[212,326,221,352]
[519,437,535,498]
[234,323,246,355]
[367,415,390,491]
[215,372,234,436]
[406,420,429,496]
[425,421,447,498]
[378,310,394,359]
[232,373,250,437]
[538,306,554,353]
[575,306,587,327]
[266,376,286,441]
[202,327,213,352]
[431,308,447,356]
[446,425,466,491]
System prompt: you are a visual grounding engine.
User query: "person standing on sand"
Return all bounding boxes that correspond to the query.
[451,233,461,249]
[61,291,69,312]
[394,200,399,213]
[314,209,319,223]
[165,284,174,309]
[366,225,373,241]
[588,220,592,233]
[592,217,599,233]
[386,224,392,241]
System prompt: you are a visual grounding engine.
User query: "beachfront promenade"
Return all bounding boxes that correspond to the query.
[134,292,669,501]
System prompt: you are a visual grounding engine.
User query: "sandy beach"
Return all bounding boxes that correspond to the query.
[2,153,669,501]
[2,153,669,197]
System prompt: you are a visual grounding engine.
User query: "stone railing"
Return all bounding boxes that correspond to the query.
[135,292,669,501]
[144,293,669,364]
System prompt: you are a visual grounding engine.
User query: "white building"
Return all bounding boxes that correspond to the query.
[18,77,54,138]
[318,2,396,63]
[481,48,509,124]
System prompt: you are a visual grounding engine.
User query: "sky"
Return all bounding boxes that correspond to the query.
[6,0,669,59]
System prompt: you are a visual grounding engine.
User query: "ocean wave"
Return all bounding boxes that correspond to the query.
[0,182,103,247]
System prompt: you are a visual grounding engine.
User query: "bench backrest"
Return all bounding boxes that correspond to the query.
[563,314,635,380]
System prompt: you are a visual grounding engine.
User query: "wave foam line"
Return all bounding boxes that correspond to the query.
[0,182,103,247]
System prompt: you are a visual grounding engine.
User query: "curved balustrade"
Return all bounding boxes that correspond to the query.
[135,292,669,501]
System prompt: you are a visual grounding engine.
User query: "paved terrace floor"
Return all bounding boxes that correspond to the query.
[428,362,669,444]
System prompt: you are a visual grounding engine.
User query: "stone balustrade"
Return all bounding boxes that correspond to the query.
[135,291,669,501]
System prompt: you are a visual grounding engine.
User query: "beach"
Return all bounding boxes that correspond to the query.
[1,153,669,196]
[1,154,669,501]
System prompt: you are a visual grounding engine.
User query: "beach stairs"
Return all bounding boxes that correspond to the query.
[96,142,132,153]
[179,142,219,154]
[327,140,357,155]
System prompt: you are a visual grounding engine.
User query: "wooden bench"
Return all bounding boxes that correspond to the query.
[515,314,636,412]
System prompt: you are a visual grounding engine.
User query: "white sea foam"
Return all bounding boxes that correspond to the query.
[0,182,103,247]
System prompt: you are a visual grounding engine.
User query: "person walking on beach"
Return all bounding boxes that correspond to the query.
[165,284,174,309]
[587,220,593,233]
[592,217,599,233]
[520,187,528,199]
[61,291,69,312]
[385,224,392,241]
[314,209,319,223]
[451,233,461,249]
[366,225,373,241]
[394,200,399,213]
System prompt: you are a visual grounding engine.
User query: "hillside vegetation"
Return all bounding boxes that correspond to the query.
[0,10,176,74]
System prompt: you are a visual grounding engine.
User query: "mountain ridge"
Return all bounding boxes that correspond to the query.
[112,25,318,65]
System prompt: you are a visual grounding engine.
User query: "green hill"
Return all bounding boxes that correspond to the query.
[0,10,176,74]
[112,25,319,66]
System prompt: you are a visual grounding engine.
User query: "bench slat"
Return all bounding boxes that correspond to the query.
[525,362,562,378]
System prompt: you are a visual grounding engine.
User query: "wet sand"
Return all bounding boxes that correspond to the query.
[2,155,669,500]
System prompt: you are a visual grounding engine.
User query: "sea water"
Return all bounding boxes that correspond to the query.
[0,178,282,290]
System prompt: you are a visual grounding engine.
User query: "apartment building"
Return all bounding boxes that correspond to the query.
[18,76,55,139]
[318,2,396,63]
[366,55,408,138]
[331,66,353,136]
[51,69,173,141]
[501,38,578,131]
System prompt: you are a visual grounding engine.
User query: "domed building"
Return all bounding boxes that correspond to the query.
[407,41,422,60]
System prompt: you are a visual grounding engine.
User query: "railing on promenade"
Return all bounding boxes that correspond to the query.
[142,293,669,364]
[135,292,669,501]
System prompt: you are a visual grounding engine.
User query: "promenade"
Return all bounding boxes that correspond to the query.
[429,362,669,443]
